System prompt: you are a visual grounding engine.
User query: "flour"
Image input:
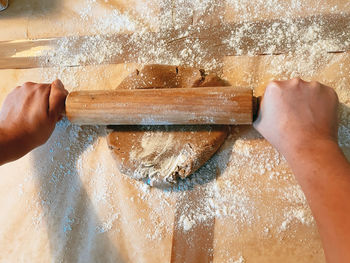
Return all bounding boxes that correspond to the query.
[77,0,138,33]
[280,208,314,232]
[131,132,175,160]
[24,0,350,261]
[130,131,195,186]
[42,35,123,67]
[180,215,196,231]
[229,255,245,263]
[225,0,343,21]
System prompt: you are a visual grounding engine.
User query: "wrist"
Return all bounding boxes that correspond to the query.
[0,125,24,165]
[286,137,339,161]
[280,130,338,160]
[284,137,347,176]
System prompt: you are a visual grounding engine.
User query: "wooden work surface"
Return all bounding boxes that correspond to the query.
[0,1,350,262]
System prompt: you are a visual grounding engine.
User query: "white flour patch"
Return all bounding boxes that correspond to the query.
[129,131,195,186]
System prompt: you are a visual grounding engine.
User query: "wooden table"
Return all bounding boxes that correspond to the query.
[0,1,349,262]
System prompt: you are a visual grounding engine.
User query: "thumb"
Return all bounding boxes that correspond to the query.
[49,79,68,122]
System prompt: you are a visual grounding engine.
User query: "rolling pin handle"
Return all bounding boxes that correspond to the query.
[0,0,8,11]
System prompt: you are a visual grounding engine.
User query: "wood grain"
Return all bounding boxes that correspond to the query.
[65,86,253,125]
[0,14,349,69]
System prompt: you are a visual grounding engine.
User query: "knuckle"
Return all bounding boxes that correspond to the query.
[26,90,36,100]
[328,87,338,100]
[269,80,279,86]
[36,84,50,95]
[22,81,35,87]
[291,77,307,87]
[267,81,280,90]
[309,80,320,88]
[38,84,49,90]
[53,79,63,86]
[291,77,302,84]
[52,88,68,101]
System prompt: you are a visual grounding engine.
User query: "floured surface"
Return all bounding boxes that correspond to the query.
[0,0,350,262]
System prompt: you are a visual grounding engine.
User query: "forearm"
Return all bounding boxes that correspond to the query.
[0,127,12,165]
[286,140,350,263]
[0,127,28,165]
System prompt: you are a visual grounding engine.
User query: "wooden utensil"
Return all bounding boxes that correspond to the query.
[0,0,8,11]
[65,86,259,125]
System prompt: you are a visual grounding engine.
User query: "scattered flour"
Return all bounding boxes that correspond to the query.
[180,215,196,231]
[131,132,175,160]
[230,255,245,263]
[23,0,350,261]
[280,208,314,232]
[129,131,194,185]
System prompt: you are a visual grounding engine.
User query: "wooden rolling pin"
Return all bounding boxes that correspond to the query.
[65,86,259,125]
[0,0,8,11]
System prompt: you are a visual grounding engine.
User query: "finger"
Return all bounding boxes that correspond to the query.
[48,79,68,122]
[268,78,304,89]
[54,79,69,95]
[267,80,283,88]
[22,81,37,87]
[34,84,51,120]
[266,80,285,93]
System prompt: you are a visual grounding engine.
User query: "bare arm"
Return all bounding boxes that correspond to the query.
[0,79,68,165]
[254,78,350,263]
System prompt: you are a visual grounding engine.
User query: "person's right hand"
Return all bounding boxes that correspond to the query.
[0,79,68,164]
[253,78,339,161]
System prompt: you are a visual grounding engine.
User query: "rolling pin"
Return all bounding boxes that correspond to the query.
[0,0,8,11]
[65,86,260,125]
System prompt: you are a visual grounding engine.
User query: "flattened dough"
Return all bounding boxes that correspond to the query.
[107,64,229,187]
